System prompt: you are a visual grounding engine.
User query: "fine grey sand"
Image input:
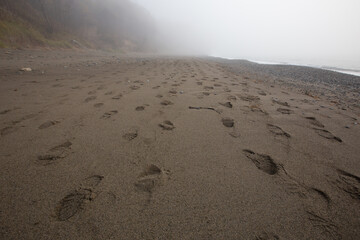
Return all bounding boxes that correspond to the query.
[0,50,359,239]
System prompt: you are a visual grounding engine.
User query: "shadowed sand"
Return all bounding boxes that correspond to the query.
[0,50,359,239]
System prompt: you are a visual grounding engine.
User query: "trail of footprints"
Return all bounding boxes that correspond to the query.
[10,59,353,237]
[143,61,343,153]
[138,60,353,236]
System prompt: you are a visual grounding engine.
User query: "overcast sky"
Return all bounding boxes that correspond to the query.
[132,0,360,68]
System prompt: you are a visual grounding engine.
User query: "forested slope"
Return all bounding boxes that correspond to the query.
[0,0,155,50]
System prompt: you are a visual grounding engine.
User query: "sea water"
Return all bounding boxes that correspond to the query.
[248,59,360,77]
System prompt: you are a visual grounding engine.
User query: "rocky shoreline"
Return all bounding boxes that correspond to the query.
[215,58,360,110]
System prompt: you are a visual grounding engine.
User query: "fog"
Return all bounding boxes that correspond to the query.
[133,0,360,69]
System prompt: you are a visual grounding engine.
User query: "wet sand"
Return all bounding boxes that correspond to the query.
[0,50,359,239]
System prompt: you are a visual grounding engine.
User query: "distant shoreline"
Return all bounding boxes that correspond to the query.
[211,56,360,77]
[212,55,360,109]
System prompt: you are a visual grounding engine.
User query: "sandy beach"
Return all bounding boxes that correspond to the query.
[0,49,359,239]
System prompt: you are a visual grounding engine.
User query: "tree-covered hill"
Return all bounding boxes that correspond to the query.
[0,0,155,50]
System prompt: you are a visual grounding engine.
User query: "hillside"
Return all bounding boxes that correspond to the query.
[0,0,155,51]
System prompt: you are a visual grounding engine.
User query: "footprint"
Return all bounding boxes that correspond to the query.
[55,175,103,221]
[219,102,233,108]
[112,94,122,100]
[104,91,113,95]
[135,164,162,192]
[39,120,59,129]
[255,232,280,240]
[134,164,169,205]
[227,95,237,101]
[221,86,230,92]
[37,141,72,165]
[0,109,11,115]
[306,117,324,128]
[56,189,92,221]
[272,98,290,107]
[313,129,342,142]
[267,124,290,138]
[239,94,260,102]
[243,150,278,175]
[101,110,118,119]
[161,100,173,106]
[122,129,138,141]
[37,154,63,164]
[308,188,331,206]
[130,85,140,90]
[159,120,175,130]
[156,94,163,98]
[306,210,341,239]
[50,141,72,152]
[269,162,332,212]
[1,126,18,136]
[229,130,241,138]
[334,169,360,200]
[93,103,104,108]
[258,91,267,96]
[249,105,268,115]
[169,90,177,94]
[88,90,97,95]
[204,86,214,90]
[222,118,234,128]
[189,106,221,114]
[84,96,96,102]
[277,108,294,114]
[80,175,104,189]
[135,106,145,111]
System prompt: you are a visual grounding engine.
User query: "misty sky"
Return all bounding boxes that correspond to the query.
[132,0,360,68]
